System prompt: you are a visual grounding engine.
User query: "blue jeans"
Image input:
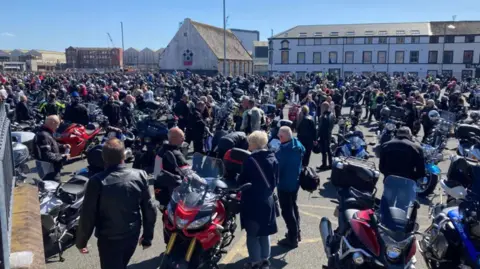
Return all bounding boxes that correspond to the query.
[246,235,271,263]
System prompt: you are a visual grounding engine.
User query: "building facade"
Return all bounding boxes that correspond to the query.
[269,21,480,78]
[65,47,123,70]
[253,41,269,75]
[0,49,65,71]
[230,29,260,55]
[160,18,252,76]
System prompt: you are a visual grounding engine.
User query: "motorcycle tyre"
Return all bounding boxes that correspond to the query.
[417,174,438,197]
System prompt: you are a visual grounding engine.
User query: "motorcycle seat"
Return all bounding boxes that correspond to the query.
[443,180,462,189]
[344,209,359,222]
[61,183,85,196]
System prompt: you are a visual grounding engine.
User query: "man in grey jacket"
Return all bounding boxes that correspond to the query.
[241,99,265,134]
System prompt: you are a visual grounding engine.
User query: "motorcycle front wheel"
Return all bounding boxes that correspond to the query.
[417,173,439,197]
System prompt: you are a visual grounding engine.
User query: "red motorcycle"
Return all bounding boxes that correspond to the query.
[55,123,103,158]
[320,176,420,269]
[161,153,251,269]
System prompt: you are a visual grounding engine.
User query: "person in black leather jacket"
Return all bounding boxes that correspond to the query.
[215,131,248,159]
[174,94,191,131]
[317,102,335,170]
[379,127,425,181]
[189,101,207,153]
[33,115,69,181]
[121,95,135,127]
[76,138,156,269]
[296,105,316,166]
[103,96,122,127]
[63,92,89,126]
[15,95,32,122]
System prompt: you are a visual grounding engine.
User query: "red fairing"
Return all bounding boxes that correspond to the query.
[350,210,380,256]
[56,124,102,157]
[175,201,200,223]
[407,238,417,261]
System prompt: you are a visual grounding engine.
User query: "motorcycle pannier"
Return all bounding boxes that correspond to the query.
[330,157,379,193]
[223,148,250,182]
[455,124,480,140]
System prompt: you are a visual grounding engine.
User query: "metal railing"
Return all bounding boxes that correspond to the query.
[0,103,14,269]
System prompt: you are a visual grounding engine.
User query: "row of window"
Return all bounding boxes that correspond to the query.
[279,50,477,64]
[283,35,477,47]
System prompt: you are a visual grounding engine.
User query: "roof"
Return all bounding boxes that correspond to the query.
[189,19,252,61]
[36,50,64,55]
[253,41,268,47]
[229,28,260,34]
[156,48,165,54]
[67,47,122,50]
[125,47,140,52]
[430,21,480,35]
[272,22,431,38]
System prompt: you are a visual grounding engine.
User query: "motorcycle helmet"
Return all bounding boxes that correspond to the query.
[428,110,441,122]
[471,111,480,122]
[380,106,391,118]
[441,96,449,103]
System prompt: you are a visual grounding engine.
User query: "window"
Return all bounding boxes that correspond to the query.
[396,37,405,44]
[314,32,323,37]
[281,51,289,64]
[464,50,474,64]
[298,39,306,46]
[462,70,474,79]
[410,51,419,63]
[314,38,322,45]
[410,30,420,35]
[395,51,404,63]
[299,32,307,38]
[330,38,338,45]
[465,35,475,43]
[346,31,355,36]
[379,37,388,44]
[345,51,354,64]
[428,51,438,64]
[329,52,337,64]
[330,32,339,37]
[297,52,305,64]
[427,70,438,77]
[363,51,372,64]
[442,70,453,77]
[378,31,388,36]
[411,37,420,44]
[393,72,404,77]
[365,31,374,36]
[377,51,387,64]
[313,52,321,64]
[365,37,373,44]
[445,36,455,43]
[296,72,306,79]
[346,37,354,44]
[396,30,405,35]
[429,36,439,43]
[281,40,289,49]
[443,51,453,64]
[344,71,353,77]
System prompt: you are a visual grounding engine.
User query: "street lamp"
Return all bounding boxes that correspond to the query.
[223,0,227,76]
[441,16,456,75]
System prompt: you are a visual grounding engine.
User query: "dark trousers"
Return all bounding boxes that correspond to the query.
[302,145,312,167]
[363,106,370,119]
[320,137,332,166]
[193,138,204,154]
[97,232,139,269]
[278,189,300,241]
[368,108,375,121]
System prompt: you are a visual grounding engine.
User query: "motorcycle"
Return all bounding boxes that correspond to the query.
[102,126,135,161]
[39,173,89,262]
[160,153,251,269]
[416,144,443,197]
[320,176,420,269]
[55,122,103,158]
[334,131,369,159]
[420,174,480,268]
[377,119,404,145]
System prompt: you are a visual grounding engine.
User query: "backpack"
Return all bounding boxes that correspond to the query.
[299,166,320,192]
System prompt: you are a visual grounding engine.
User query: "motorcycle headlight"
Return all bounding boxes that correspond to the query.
[385,123,395,131]
[176,217,189,229]
[187,215,211,230]
[386,246,401,260]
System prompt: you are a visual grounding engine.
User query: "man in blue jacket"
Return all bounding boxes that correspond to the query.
[275,126,305,248]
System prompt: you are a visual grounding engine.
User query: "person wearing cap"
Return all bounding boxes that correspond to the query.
[63,92,89,126]
[379,126,425,181]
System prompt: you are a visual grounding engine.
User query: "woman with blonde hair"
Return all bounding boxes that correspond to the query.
[238,131,278,269]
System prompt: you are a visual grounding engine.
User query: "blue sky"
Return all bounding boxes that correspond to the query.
[1,0,479,52]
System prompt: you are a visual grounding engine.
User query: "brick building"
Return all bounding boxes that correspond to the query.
[65,47,123,69]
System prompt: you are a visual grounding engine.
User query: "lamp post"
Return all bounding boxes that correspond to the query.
[441,16,456,75]
[223,0,227,76]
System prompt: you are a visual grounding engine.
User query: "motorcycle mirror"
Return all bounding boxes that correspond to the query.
[236,183,252,192]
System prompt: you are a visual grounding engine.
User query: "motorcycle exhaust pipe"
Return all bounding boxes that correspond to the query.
[319,217,333,258]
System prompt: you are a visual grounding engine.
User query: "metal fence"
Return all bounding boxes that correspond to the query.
[0,103,14,269]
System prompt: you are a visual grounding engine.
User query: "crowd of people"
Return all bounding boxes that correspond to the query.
[1,70,478,269]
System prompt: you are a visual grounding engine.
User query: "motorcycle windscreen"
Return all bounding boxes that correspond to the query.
[347,136,366,157]
[191,153,225,179]
[379,176,417,232]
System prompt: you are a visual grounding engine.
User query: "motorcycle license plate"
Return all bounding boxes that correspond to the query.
[334,206,339,218]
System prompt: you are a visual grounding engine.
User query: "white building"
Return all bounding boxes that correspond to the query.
[253,41,269,75]
[160,18,252,76]
[269,21,480,78]
[123,47,164,70]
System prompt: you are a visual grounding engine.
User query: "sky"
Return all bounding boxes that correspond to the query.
[1,0,479,52]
